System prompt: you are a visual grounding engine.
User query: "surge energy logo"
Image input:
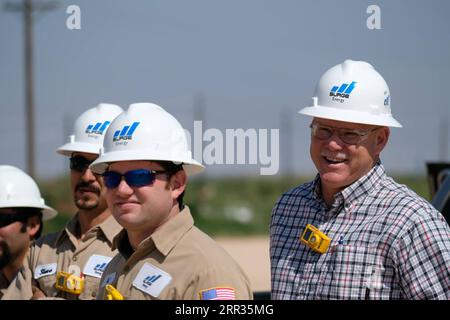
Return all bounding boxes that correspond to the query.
[113,122,140,142]
[329,81,356,103]
[85,121,111,136]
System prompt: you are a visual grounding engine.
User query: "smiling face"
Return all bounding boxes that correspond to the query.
[310,117,389,197]
[104,160,186,237]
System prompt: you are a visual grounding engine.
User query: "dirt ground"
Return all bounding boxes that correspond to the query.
[214,236,270,292]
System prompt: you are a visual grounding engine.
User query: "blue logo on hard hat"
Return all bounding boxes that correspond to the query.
[329,81,356,100]
[85,121,111,135]
[384,95,390,106]
[113,122,140,142]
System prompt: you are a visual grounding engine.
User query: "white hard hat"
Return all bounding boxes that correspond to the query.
[0,165,57,220]
[57,103,124,157]
[90,103,205,176]
[299,60,402,127]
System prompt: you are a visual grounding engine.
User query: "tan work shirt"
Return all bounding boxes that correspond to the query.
[97,207,253,300]
[2,214,122,300]
[0,271,10,298]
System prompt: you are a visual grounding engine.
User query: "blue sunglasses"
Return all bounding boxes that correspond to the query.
[102,169,166,189]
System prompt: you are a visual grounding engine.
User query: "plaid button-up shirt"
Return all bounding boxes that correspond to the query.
[270,162,450,299]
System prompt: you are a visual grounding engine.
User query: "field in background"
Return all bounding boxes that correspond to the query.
[38,174,431,235]
[37,174,430,292]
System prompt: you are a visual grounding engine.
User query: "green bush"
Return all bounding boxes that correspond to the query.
[37,174,430,236]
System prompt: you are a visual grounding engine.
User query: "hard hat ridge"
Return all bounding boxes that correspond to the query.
[300,59,402,127]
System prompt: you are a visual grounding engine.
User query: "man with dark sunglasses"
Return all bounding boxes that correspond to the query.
[0,166,57,298]
[90,102,252,300]
[270,60,450,299]
[2,104,123,300]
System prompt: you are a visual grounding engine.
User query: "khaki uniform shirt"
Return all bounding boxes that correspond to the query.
[97,207,253,300]
[0,271,10,298]
[2,214,122,300]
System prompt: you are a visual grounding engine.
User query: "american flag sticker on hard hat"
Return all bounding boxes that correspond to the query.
[199,287,236,300]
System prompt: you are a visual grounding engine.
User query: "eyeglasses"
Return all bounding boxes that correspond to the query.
[310,123,379,145]
[70,155,94,172]
[102,169,167,189]
[0,212,28,228]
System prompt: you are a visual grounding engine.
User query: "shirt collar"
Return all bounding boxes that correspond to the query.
[114,229,134,259]
[56,213,122,246]
[55,214,78,245]
[113,206,194,258]
[98,215,123,245]
[312,174,322,201]
[314,160,386,212]
[340,160,385,206]
[151,206,194,256]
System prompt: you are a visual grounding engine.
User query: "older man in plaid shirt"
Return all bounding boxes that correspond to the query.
[270,60,450,299]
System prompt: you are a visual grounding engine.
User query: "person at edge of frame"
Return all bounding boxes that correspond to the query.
[2,103,124,300]
[270,59,450,300]
[0,165,57,298]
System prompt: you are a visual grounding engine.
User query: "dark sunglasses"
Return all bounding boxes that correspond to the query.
[102,169,167,189]
[0,212,28,228]
[70,155,94,172]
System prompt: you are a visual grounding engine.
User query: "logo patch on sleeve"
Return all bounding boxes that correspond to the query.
[34,263,57,279]
[132,263,172,298]
[200,287,236,300]
[83,254,113,278]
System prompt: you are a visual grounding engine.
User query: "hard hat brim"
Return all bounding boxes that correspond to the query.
[299,105,403,128]
[41,206,58,221]
[57,142,102,157]
[90,150,205,176]
[0,201,57,221]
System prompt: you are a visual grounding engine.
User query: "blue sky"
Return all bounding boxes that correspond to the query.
[1,0,449,179]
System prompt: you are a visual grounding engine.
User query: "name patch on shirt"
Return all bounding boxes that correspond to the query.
[34,263,57,279]
[132,263,172,298]
[83,255,113,278]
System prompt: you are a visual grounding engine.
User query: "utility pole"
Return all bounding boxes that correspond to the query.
[4,0,58,178]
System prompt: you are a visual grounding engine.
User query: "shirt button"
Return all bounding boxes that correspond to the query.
[91,291,97,298]
[72,256,78,262]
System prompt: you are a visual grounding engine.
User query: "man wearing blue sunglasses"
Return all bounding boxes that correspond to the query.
[2,104,124,300]
[91,103,253,300]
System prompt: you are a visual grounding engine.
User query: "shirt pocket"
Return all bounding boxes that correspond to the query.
[322,245,374,299]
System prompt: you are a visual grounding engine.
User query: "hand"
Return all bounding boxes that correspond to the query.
[31,285,47,300]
